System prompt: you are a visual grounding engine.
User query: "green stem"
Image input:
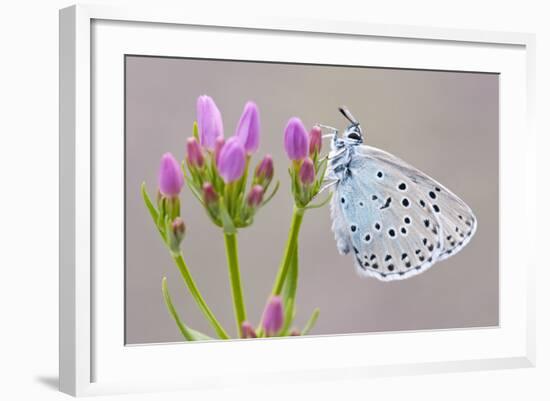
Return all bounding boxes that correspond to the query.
[223,233,247,337]
[171,252,230,339]
[271,207,305,295]
[281,243,299,335]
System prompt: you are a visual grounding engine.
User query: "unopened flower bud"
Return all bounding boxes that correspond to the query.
[241,321,257,339]
[203,182,218,206]
[172,217,185,239]
[235,101,260,155]
[158,152,184,197]
[247,185,264,208]
[284,117,309,161]
[254,154,274,186]
[299,158,315,185]
[186,137,204,168]
[168,217,186,252]
[218,137,246,183]
[262,296,283,336]
[196,95,223,150]
[309,125,322,156]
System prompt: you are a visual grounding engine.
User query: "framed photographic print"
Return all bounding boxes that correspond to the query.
[59,4,536,397]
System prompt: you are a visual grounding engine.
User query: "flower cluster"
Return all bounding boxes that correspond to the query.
[185,96,277,233]
[142,95,324,341]
[283,118,328,209]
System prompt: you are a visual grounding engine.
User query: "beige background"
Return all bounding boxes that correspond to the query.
[124,55,499,344]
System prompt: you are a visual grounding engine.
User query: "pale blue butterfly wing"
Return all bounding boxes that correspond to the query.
[355,145,478,260]
[330,144,477,281]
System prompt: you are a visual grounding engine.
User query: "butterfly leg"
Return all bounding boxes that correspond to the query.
[327,148,347,160]
[318,179,338,194]
[316,123,338,133]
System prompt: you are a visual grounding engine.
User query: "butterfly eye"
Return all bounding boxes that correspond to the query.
[347,132,361,141]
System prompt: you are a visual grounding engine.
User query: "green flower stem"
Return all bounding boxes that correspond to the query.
[271,206,305,295]
[171,252,230,339]
[223,233,247,337]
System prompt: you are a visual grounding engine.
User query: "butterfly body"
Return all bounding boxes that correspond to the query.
[326,108,477,281]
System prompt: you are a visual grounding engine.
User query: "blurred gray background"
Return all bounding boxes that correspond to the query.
[125,56,499,344]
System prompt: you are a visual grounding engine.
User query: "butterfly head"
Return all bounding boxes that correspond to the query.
[339,107,363,146]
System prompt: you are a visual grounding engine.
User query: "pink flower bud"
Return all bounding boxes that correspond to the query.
[168,217,186,252]
[235,101,260,155]
[262,296,284,336]
[254,154,274,183]
[186,137,204,168]
[299,158,315,185]
[171,217,186,241]
[284,117,309,161]
[196,95,224,150]
[203,182,218,205]
[309,125,322,156]
[158,152,184,197]
[241,321,257,339]
[247,185,264,208]
[217,137,246,183]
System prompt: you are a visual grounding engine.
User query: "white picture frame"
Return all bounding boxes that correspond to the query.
[59,4,536,397]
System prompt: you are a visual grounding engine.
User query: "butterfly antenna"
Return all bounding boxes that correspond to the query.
[339,106,358,125]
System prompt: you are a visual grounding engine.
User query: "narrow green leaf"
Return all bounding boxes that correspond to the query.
[280,299,296,336]
[187,328,214,341]
[317,156,328,175]
[186,175,206,206]
[161,277,214,341]
[301,308,320,336]
[142,182,166,240]
[141,182,159,222]
[261,180,280,206]
[305,192,333,210]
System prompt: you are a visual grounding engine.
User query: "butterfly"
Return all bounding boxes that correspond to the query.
[324,107,477,281]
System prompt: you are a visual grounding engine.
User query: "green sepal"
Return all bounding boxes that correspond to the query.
[165,196,180,221]
[236,157,251,198]
[218,199,237,234]
[193,121,200,140]
[301,308,320,336]
[157,197,166,229]
[161,277,214,341]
